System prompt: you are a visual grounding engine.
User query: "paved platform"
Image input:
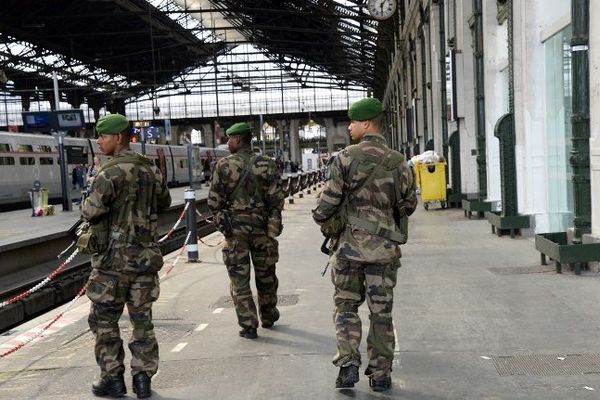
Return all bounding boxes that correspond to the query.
[0,186,210,248]
[2,191,600,399]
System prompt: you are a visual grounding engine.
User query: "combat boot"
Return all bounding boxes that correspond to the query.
[369,376,392,392]
[262,309,280,328]
[239,327,258,339]
[92,374,126,397]
[335,365,359,388]
[132,372,152,399]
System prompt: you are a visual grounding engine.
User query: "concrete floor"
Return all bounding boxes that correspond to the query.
[1,190,600,399]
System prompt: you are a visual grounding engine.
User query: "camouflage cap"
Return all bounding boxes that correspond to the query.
[226,122,252,136]
[348,97,383,121]
[96,113,129,135]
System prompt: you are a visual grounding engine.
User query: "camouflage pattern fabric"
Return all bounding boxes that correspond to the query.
[313,134,417,264]
[208,148,285,238]
[82,150,171,274]
[330,257,400,380]
[81,149,171,378]
[208,148,285,328]
[222,235,280,328]
[312,133,417,380]
[87,269,160,379]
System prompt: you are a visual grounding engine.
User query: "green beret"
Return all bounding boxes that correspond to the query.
[96,113,129,135]
[348,97,384,121]
[226,122,252,136]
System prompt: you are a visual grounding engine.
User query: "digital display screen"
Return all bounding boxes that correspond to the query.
[21,110,85,132]
[56,111,83,128]
[23,113,51,130]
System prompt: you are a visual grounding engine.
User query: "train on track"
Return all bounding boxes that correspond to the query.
[0,131,229,208]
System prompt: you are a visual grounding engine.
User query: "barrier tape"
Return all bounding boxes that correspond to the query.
[0,282,88,359]
[0,249,80,309]
[1,229,194,358]
[1,202,191,310]
[158,202,190,243]
[161,231,192,278]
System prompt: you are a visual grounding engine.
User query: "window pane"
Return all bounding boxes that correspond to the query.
[545,26,574,231]
[0,157,15,165]
[17,145,33,152]
[20,157,35,165]
[38,145,53,153]
[0,143,11,152]
[40,157,54,165]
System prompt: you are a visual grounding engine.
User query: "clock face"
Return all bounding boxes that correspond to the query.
[367,0,397,20]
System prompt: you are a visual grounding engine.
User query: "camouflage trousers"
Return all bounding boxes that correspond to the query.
[86,268,160,379]
[222,234,279,329]
[330,257,400,380]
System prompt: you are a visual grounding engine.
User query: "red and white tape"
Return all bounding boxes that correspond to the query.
[160,231,192,278]
[0,282,88,358]
[158,202,189,243]
[0,249,80,309]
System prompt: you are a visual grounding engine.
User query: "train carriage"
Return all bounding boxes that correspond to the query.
[0,131,228,208]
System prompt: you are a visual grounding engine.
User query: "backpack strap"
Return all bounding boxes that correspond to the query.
[344,147,409,243]
[229,154,264,206]
[100,154,156,245]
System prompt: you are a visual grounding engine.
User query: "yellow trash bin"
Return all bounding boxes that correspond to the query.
[417,162,447,210]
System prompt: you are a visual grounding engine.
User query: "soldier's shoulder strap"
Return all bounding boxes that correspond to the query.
[229,154,260,202]
[97,154,154,175]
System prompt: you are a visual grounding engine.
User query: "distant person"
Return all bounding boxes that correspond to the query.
[72,166,78,190]
[312,98,417,392]
[76,164,86,190]
[208,122,284,339]
[203,156,212,186]
[82,157,102,203]
[89,156,101,177]
[80,113,171,398]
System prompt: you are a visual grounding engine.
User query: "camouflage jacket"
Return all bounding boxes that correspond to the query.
[81,149,172,273]
[312,134,417,263]
[208,148,284,237]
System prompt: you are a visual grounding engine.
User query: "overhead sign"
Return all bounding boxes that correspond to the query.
[22,110,85,132]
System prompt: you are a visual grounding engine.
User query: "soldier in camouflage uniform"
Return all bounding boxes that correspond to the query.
[81,113,171,399]
[312,98,417,392]
[208,122,285,339]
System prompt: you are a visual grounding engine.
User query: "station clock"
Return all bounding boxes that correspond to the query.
[367,0,397,21]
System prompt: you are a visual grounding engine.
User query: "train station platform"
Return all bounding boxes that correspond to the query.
[0,186,208,249]
[2,191,600,399]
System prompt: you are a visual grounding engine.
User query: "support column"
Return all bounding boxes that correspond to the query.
[289,119,301,163]
[201,123,214,148]
[570,0,591,242]
[589,0,600,239]
[461,0,492,218]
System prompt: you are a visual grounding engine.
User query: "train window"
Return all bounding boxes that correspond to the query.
[39,157,54,165]
[38,145,53,153]
[154,159,160,167]
[0,143,11,152]
[17,145,33,152]
[19,157,36,165]
[0,156,15,165]
[180,159,188,169]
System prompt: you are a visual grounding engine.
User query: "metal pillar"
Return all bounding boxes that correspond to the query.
[141,127,146,155]
[438,0,449,163]
[187,144,194,188]
[473,0,487,201]
[420,30,429,147]
[185,189,199,262]
[448,130,462,207]
[53,72,72,212]
[570,0,591,242]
